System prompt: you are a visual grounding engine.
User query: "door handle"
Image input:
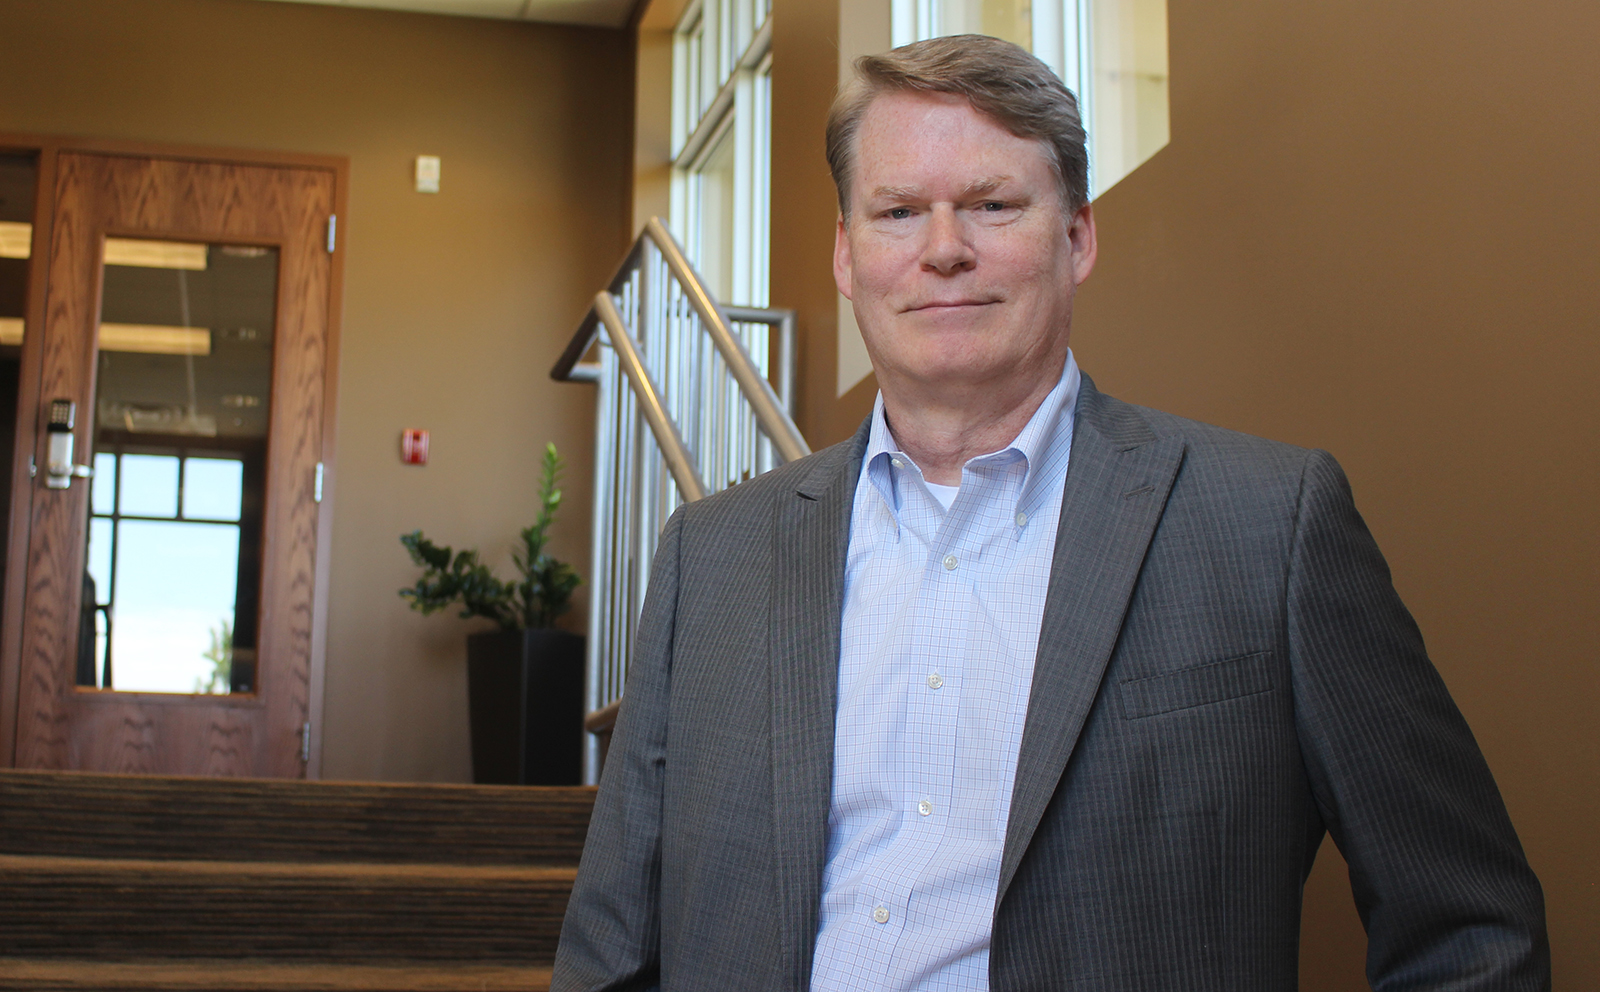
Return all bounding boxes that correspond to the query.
[44,398,94,490]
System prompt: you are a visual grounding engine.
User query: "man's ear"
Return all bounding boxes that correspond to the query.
[1069,203,1098,287]
[833,214,854,300]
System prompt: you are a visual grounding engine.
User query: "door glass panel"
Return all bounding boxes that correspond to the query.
[84,239,275,694]
[0,153,34,348]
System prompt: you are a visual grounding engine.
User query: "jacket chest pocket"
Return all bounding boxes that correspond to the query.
[1118,650,1274,719]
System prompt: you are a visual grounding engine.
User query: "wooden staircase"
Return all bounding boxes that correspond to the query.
[0,770,595,991]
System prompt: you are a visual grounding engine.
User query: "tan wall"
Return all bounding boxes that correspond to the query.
[632,0,682,234]
[0,0,633,782]
[767,0,871,448]
[1073,0,1598,986]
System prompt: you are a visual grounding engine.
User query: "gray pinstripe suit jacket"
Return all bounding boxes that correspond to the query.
[553,376,1548,991]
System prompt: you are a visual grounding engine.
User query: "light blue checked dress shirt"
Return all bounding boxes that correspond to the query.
[810,352,1082,992]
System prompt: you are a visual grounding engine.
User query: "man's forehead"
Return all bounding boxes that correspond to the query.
[852,92,1051,165]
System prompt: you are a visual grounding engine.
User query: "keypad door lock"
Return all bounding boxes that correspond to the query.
[45,399,94,490]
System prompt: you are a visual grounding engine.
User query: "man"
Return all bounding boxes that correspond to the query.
[553,35,1547,992]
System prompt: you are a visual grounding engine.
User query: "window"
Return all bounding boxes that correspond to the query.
[893,0,1171,198]
[86,446,262,694]
[672,0,772,307]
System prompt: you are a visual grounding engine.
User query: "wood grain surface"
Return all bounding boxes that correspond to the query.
[0,772,595,977]
[0,145,57,770]
[0,855,575,962]
[0,960,553,992]
[0,771,596,865]
[11,152,336,777]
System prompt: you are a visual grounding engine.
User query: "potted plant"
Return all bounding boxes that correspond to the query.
[399,444,583,785]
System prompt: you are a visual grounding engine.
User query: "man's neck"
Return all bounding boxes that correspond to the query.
[881,373,1061,486]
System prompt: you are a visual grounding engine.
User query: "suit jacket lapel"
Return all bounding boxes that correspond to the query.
[997,378,1186,904]
[769,420,869,992]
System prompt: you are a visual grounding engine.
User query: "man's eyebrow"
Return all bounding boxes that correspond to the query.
[868,177,1017,203]
[870,184,922,202]
[961,176,1014,198]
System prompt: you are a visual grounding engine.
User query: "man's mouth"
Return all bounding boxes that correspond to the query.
[904,299,998,313]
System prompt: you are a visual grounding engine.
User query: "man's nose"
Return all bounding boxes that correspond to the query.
[919,205,976,275]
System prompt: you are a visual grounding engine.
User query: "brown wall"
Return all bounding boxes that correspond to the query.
[632,0,680,234]
[767,0,858,449]
[1072,0,1598,985]
[0,0,633,782]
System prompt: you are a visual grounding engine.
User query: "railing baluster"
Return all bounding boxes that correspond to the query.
[552,219,810,783]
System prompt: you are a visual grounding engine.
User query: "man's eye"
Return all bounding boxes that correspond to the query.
[981,201,1008,211]
[887,207,913,220]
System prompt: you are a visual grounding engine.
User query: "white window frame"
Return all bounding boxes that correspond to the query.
[892,0,1091,102]
[671,0,773,307]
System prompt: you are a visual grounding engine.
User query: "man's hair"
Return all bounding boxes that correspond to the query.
[825,34,1089,218]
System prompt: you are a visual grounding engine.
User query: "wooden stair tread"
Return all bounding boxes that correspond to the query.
[1,854,575,962]
[0,770,595,866]
[0,771,585,968]
[0,959,552,991]
[0,854,579,882]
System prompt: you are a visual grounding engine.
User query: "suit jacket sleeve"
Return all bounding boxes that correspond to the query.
[551,508,684,992]
[1288,449,1549,989]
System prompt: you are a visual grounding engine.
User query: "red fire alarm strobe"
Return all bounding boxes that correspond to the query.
[401,429,429,465]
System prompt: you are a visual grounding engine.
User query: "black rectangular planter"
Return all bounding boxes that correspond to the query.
[465,628,585,785]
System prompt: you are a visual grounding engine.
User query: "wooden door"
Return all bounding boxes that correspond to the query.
[10,151,334,777]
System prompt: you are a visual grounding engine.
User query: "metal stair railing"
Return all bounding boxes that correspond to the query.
[552,217,810,783]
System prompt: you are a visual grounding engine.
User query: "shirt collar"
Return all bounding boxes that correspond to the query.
[863,349,1081,517]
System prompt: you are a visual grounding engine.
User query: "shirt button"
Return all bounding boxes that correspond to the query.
[942,554,958,571]
[891,458,904,469]
[927,672,943,689]
[1016,511,1028,527]
[873,906,890,924]
[918,800,933,816]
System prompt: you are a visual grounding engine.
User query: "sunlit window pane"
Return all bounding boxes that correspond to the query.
[938,0,1031,48]
[120,454,178,518]
[110,520,238,694]
[92,452,117,515]
[183,457,243,521]
[894,0,1171,198]
[693,128,738,303]
[87,517,113,606]
[93,609,108,689]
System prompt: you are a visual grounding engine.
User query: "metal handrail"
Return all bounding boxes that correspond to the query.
[553,217,809,465]
[590,291,707,503]
[642,220,809,463]
[553,217,810,783]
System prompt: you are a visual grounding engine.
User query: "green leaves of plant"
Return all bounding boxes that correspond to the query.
[399,532,516,626]
[397,443,581,631]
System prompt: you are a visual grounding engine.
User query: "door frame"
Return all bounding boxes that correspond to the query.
[0,134,347,778]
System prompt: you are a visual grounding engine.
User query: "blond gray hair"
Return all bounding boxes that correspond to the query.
[826,34,1089,218]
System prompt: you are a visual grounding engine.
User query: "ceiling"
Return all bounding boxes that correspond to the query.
[251,0,637,29]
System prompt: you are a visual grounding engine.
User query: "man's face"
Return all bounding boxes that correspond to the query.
[835,91,1096,407]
